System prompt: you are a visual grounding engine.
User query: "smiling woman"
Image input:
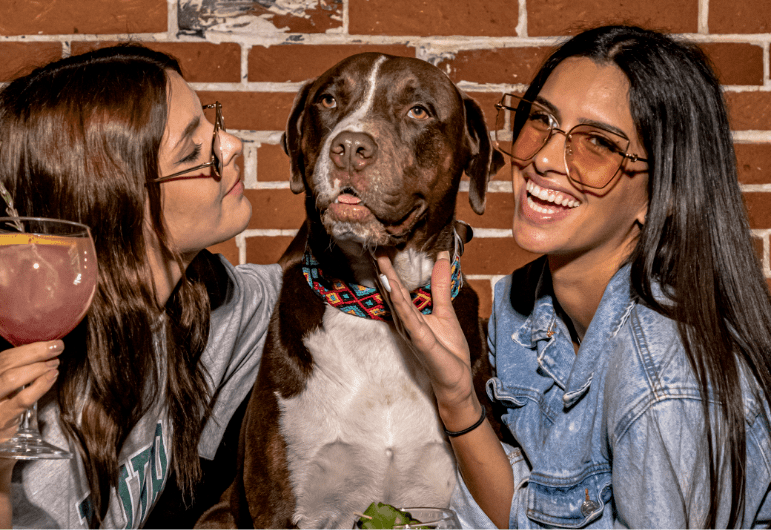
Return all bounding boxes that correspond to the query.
[0,45,281,528]
[376,25,771,529]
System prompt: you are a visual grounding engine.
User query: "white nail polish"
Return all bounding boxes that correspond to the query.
[379,274,391,293]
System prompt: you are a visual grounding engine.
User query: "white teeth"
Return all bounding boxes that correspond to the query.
[526,180,580,209]
[527,195,557,214]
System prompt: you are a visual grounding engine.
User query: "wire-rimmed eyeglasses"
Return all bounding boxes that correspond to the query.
[493,94,648,190]
[149,102,225,184]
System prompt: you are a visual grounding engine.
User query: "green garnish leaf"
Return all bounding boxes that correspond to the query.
[356,502,424,529]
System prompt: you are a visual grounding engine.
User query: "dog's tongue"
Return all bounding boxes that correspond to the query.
[337,193,362,205]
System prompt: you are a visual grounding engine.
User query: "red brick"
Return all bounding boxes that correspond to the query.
[462,236,540,275]
[245,235,297,265]
[465,91,506,142]
[709,0,771,33]
[248,2,342,33]
[349,0,518,37]
[207,238,239,265]
[466,278,493,319]
[248,44,415,83]
[196,91,297,132]
[0,0,166,36]
[258,143,292,183]
[699,43,764,86]
[528,0,698,36]
[438,47,552,85]
[245,189,306,230]
[456,192,514,230]
[71,41,241,83]
[725,92,771,132]
[736,144,771,185]
[744,192,771,229]
[0,42,62,82]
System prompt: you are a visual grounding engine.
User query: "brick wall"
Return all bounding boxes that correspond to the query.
[2,0,770,318]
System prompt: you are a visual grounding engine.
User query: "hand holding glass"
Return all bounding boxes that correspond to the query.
[0,217,98,459]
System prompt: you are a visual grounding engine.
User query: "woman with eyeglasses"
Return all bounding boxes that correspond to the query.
[0,46,281,528]
[377,25,771,528]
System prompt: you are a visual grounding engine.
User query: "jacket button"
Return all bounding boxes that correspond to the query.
[581,499,600,517]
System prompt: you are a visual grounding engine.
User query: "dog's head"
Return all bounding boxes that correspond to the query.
[283,53,504,252]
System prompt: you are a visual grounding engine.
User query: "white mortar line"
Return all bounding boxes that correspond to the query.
[458,180,512,193]
[733,131,771,142]
[471,229,513,238]
[243,143,258,189]
[241,43,250,83]
[741,184,771,192]
[241,229,300,237]
[698,0,709,34]
[517,0,528,38]
[167,0,178,37]
[342,0,350,34]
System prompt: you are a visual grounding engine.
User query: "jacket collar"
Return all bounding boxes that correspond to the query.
[512,260,636,403]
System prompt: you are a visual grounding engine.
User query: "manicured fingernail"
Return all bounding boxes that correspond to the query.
[379,274,391,293]
[47,340,63,351]
[46,369,59,382]
[438,251,450,261]
[46,359,60,368]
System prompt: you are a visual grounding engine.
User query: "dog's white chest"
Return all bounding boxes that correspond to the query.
[277,306,457,528]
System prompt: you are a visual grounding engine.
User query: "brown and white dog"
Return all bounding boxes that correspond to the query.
[197,52,505,529]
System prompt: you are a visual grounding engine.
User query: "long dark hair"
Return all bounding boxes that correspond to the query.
[0,46,213,524]
[519,25,771,527]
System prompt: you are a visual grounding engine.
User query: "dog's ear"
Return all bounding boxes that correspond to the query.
[462,93,506,215]
[282,79,317,194]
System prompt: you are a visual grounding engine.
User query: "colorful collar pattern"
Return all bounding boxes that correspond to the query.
[302,250,462,321]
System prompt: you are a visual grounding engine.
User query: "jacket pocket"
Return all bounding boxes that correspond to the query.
[526,466,612,528]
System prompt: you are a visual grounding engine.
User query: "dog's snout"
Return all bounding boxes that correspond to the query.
[329,131,378,171]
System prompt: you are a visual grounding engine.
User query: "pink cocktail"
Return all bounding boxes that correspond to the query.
[0,218,97,459]
[0,235,97,345]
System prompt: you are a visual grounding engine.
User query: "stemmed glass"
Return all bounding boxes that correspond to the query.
[0,217,98,459]
[393,508,461,529]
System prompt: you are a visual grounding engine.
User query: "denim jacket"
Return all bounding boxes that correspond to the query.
[451,257,771,528]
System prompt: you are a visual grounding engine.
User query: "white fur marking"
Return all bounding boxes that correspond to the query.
[392,248,434,292]
[313,56,388,199]
[278,307,456,529]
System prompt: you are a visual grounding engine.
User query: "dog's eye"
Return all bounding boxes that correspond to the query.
[408,106,430,120]
[319,95,337,109]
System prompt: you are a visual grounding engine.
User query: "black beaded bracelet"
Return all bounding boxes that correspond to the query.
[443,406,487,438]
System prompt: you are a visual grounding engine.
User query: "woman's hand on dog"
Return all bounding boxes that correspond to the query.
[375,251,482,431]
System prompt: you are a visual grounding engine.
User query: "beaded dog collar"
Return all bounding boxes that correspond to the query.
[302,250,462,321]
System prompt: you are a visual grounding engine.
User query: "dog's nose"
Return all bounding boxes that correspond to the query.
[329,131,378,171]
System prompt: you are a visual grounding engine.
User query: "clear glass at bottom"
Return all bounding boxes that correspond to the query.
[0,401,72,460]
[352,508,461,530]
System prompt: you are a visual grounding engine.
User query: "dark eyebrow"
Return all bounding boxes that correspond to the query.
[171,115,201,160]
[534,95,630,139]
[533,96,561,122]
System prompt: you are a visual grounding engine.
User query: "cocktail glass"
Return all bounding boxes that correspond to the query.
[394,508,462,529]
[0,217,98,459]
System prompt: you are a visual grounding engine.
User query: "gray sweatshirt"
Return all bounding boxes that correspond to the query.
[10,255,281,529]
